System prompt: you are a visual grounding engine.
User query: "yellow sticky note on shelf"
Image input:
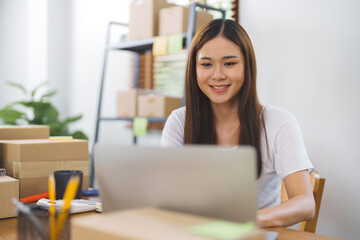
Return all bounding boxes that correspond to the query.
[188,221,256,240]
[153,36,168,56]
[133,117,148,137]
[168,33,183,54]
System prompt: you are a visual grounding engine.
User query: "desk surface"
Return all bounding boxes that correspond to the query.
[0,209,339,240]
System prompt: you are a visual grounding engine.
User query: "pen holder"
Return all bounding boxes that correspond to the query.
[17,204,70,240]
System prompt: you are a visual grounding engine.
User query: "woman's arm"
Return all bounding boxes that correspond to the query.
[257,170,315,228]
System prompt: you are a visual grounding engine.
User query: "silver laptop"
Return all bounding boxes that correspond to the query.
[94,145,257,223]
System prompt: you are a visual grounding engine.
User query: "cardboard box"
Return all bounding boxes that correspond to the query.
[138,94,182,117]
[159,6,213,36]
[0,139,89,198]
[129,0,175,40]
[0,176,19,219]
[71,208,263,240]
[0,125,50,140]
[116,89,138,117]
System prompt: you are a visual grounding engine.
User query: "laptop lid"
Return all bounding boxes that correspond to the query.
[94,145,257,223]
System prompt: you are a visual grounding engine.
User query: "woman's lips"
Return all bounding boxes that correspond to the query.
[210,84,231,93]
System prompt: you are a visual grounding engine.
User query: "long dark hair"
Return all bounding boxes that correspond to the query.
[184,19,264,176]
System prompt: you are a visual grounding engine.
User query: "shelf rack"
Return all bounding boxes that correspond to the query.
[90,3,226,187]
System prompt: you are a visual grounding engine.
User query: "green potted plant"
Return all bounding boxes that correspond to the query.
[0,81,88,140]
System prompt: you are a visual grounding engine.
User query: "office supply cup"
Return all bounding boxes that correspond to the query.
[54,170,83,200]
[17,204,71,240]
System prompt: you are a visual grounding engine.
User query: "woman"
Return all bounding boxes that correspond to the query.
[161,19,315,228]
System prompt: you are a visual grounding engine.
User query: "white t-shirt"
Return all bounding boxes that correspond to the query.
[161,105,314,209]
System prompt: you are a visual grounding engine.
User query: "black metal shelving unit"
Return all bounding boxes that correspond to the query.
[90,3,226,187]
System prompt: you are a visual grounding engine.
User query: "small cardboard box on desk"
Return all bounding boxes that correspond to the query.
[0,175,19,219]
[0,139,89,198]
[0,125,50,140]
[71,208,263,240]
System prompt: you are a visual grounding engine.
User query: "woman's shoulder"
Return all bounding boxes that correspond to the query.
[169,106,186,119]
[262,105,297,126]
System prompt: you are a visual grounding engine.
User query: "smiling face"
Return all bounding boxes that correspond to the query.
[196,36,245,108]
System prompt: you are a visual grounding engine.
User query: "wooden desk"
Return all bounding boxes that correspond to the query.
[0,210,339,240]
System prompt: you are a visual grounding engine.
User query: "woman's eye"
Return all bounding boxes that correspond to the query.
[201,63,212,67]
[224,62,236,66]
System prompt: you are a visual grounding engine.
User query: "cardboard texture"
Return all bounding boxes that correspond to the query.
[159,6,213,36]
[137,95,182,117]
[116,89,138,117]
[71,208,263,240]
[0,139,89,198]
[0,176,19,219]
[129,0,175,40]
[0,125,50,140]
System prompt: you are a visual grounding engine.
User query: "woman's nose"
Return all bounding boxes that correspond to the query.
[212,66,226,80]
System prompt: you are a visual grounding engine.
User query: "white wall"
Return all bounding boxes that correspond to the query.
[0,0,48,110]
[0,0,28,106]
[240,0,360,238]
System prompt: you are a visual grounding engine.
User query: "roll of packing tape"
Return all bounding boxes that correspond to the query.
[0,168,6,176]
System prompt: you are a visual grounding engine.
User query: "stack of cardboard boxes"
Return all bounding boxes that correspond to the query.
[121,0,213,121]
[0,125,89,219]
[116,89,182,118]
[129,0,213,40]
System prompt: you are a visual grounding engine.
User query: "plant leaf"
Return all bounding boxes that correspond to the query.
[71,130,89,140]
[64,114,82,124]
[0,108,27,124]
[6,81,27,95]
[22,101,59,124]
[40,90,57,102]
[31,81,48,98]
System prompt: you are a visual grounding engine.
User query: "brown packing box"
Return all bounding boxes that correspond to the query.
[116,89,138,117]
[159,6,213,36]
[0,176,19,219]
[0,139,89,198]
[0,125,50,140]
[129,0,175,40]
[138,94,182,118]
[71,208,264,240]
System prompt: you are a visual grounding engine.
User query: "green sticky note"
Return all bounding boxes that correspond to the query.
[168,33,183,54]
[188,221,256,240]
[0,125,16,128]
[133,117,148,137]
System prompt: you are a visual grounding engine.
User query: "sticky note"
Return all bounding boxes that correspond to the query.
[49,136,73,141]
[168,33,183,54]
[188,221,256,240]
[153,36,168,56]
[0,125,15,128]
[133,117,148,137]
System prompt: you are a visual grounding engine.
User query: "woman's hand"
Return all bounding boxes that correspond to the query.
[257,170,315,228]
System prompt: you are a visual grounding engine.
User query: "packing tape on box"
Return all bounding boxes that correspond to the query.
[0,168,6,176]
[12,160,89,178]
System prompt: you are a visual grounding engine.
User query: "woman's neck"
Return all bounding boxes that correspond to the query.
[211,101,239,126]
[211,102,240,146]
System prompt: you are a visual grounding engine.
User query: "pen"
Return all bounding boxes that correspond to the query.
[49,174,57,240]
[56,175,80,238]
[20,191,49,204]
[12,198,47,240]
